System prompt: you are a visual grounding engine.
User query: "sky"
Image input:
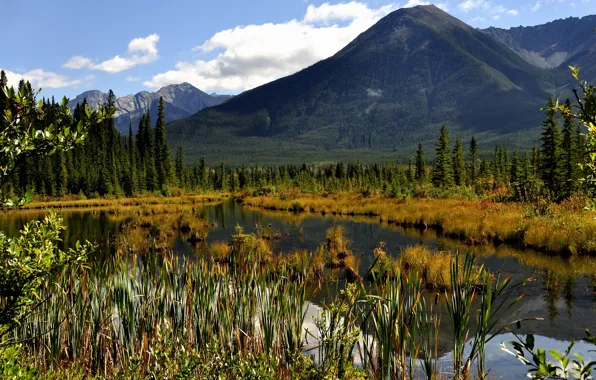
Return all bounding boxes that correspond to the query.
[1,0,594,100]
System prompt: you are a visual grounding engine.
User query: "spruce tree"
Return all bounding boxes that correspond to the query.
[561,99,578,198]
[540,96,563,197]
[469,136,478,185]
[0,71,7,128]
[432,125,453,187]
[510,151,522,200]
[154,97,172,190]
[414,142,426,182]
[198,157,206,190]
[55,152,68,196]
[453,135,466,186]
[492,146,502,184]
[141,112,156,191]
[126,123,137,195]
[175,147,185,188]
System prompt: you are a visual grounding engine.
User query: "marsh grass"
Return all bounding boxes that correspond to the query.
[8,239,534,380]
[368,245,483,290]
[241,194,596,255]
[17,193,228,210]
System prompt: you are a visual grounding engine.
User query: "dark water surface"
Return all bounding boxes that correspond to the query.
[3,200,596,377]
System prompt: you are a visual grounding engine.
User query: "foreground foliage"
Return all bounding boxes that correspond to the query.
[0,78,109,347]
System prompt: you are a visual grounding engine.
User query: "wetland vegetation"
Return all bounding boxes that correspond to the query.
[2,67,596,379]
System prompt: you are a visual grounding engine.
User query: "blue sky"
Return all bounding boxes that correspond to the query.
[1,0,594,99]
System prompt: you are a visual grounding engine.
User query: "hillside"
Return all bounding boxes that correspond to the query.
[165,5,577,164]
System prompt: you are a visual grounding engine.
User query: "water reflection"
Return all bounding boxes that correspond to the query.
[437,333,596,380]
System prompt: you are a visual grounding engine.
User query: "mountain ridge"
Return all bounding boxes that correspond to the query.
[67,83,233,133]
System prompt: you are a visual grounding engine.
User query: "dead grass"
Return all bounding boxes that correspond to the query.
[18,193,228,210]
[241,193,596,255]
[368,244,483,289]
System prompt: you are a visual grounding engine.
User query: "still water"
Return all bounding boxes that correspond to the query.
[3,200,596,378]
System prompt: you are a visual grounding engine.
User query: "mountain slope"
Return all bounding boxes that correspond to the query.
[482,15,596,82]
[167,5,559,164]
[68,83,232,133]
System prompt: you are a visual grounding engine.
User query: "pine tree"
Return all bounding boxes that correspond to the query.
[198,157,206,190]
[217,162,228,190]
[414,142,426,182]
[154,97,172,190]
[453,135,466,186]
[561,99,579,198]
[0,71,8,129]
[175,147,185,188]
[432,125,453,187]
[55,152,68,196]
[105,90,120,193]
[141,112,156,191]
[126,123,137,195]
[510,151,522,199]
[492,145,502,184]
[531,147,540,178]
[540,96,563,197]
[469,136,478,185]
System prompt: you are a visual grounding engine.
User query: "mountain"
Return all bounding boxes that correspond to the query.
[166,5,576,164]
[68,83,232,133]
[482,15,596,82]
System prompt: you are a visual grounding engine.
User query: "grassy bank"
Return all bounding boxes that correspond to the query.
[240,193,596,255]
[14,193,229,210]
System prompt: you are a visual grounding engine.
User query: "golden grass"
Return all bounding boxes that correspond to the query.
[18,193,229,210]
[208,241,232,262]
[241,193,596,255]
[368,244,482,289]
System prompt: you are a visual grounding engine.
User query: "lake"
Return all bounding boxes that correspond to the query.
[3,199,596,378]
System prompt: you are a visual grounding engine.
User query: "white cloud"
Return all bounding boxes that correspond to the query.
[469,16,487,22]
[458,0,517,16]
[303,1,395,23]
[530,0,541,10]
[458,0,488,11]
[1,69,81,89]
[145,2,405,92]
[63,56,93,69]
[125,75,141,82]
[63,34,160,73]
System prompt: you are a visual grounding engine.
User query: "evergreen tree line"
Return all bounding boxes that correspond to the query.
[0,73,589,202]
[0,75,176,198]
[426,96,587,201]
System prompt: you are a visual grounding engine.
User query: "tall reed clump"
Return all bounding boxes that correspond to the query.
[360,271,433,380]
[446,253,532,380]
[13,247,312,378]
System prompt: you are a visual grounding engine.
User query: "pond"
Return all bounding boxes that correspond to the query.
[3,199,596,378]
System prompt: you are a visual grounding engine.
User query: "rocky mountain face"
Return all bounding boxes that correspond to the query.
[482,15,596,80]
[68,83,232,133]
[166,5,572,164]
